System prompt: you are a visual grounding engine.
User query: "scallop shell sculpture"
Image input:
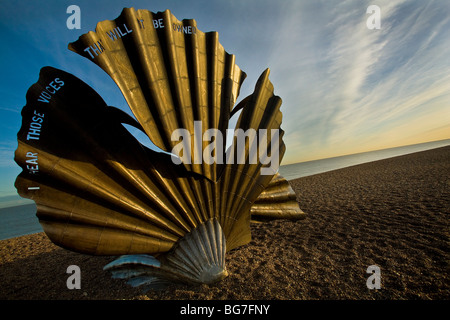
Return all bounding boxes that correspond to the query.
[14,8,305,289]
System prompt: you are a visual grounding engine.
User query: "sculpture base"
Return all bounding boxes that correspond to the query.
[103,219,228,290]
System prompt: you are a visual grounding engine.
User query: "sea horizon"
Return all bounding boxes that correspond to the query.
[279,138,450,181]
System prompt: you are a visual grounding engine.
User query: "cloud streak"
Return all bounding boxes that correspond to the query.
[264,0,450,163]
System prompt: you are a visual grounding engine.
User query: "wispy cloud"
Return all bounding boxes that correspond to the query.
[0,106,21,114]
[266,0,450,163]
[0,141,18,168]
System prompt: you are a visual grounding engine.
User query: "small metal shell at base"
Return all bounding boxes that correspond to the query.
[103,219,227,289]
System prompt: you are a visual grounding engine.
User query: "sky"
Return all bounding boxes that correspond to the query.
[0,0,449,200]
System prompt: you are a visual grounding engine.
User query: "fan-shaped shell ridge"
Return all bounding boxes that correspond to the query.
[69,7,247,182]
[251,173,306,220]
[103,218,228,287]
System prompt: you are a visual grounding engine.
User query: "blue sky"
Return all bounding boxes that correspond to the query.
[0,0,449,200]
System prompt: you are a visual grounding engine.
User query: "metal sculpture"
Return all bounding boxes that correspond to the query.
[14,8,305,289]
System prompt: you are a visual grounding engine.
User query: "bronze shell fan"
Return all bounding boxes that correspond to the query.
[14,8,305,289]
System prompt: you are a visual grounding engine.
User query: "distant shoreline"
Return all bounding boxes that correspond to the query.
[0,203,36,211]
[0,197,34,210]
[280,139,450,180]
[284,138,450,166]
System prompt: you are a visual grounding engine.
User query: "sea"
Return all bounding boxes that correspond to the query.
[1,139,449,240]
[278,139,450,180]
